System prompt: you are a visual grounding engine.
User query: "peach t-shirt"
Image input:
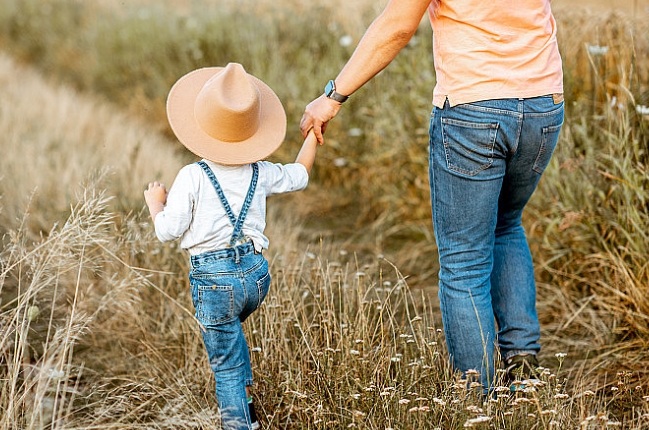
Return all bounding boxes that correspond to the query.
[428,0,563,108]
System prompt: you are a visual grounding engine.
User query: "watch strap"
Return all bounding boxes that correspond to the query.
[325,80,349,103]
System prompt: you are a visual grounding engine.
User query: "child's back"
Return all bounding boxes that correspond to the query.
[154,159,308,255]
[144,63,317,430]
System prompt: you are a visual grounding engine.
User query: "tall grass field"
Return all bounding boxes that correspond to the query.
[1,0,648,428]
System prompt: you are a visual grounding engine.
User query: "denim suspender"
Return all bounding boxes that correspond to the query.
[196,161,259,256]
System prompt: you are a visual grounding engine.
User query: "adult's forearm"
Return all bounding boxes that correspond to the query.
[299,0,430,143]
[335,26,412,96]
[333,0,429,97]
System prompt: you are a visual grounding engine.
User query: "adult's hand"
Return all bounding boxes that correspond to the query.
[300,94,343,145]
[300,0,430,144]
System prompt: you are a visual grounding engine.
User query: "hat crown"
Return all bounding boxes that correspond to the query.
[166,63,286,165]
[194,63,261,143]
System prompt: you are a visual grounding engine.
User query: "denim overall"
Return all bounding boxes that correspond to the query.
[190,161,270,430]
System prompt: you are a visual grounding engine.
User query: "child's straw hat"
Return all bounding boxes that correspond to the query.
[166,63,286,165]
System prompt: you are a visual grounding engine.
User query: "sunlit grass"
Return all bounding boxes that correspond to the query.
[2,180,647,428]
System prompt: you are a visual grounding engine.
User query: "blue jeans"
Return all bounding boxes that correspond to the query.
[428,96,564,387]
[189,242,271,430]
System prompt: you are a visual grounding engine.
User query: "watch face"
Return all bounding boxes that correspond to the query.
[325,80,334,96]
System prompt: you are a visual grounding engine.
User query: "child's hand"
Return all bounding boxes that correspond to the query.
[144,181,167,205]
[144,181,168,221]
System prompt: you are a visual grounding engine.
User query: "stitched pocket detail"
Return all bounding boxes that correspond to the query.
[441,117,499,176]
[255,271,271,308]
[533,122,562,174]
[196,284,234,326]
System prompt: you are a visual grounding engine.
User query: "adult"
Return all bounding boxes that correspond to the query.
[300,0,564,389]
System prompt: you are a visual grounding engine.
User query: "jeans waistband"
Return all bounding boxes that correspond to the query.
[190,241,255,266]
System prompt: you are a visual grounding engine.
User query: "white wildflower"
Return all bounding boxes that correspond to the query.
[464,416,491,427]
[587,44,609,56]
[636,105,649,115]
[339,35,353,47]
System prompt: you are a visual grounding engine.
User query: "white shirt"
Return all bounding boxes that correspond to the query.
[154,159,308,255]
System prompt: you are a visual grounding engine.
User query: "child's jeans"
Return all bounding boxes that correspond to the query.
[189,241,270,430]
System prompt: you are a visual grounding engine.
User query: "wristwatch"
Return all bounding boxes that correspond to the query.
[324,80,349,103]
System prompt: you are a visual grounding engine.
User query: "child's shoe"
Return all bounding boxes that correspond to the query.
[248,399,260,430]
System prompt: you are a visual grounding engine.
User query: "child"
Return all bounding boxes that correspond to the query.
[144,63,318,430]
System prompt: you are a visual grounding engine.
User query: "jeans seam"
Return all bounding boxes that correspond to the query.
[455,103,521,117]
[523,104,564,118]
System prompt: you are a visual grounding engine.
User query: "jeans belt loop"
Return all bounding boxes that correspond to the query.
[233,245,241,264]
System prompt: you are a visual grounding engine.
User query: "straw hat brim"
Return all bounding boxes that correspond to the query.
[166,67,287,165]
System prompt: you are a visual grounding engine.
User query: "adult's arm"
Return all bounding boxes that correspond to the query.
[300,0,432,144]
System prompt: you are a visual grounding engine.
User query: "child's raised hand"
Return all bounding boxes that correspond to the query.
[144,181,168,221]
[144,181,168,204]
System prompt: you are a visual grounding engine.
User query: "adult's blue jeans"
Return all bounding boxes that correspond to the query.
[428,95,564,388]
[190,242,271,430]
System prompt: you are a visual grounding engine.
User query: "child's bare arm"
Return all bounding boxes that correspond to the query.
[295,129,319,174]
[144,181,168,222]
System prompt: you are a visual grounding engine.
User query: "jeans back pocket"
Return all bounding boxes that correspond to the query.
[195,284,235,326]
[533,122,562,174]
[256,271,271,308]
[441,117,499,176]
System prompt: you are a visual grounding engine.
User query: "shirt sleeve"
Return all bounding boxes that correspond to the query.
[259,161,309,196]
[153,165,197,243]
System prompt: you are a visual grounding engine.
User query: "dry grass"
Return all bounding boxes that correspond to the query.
[0,53,645,430]
[0,53,184,235]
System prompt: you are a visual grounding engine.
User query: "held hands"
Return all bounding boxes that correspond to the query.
[300,94,343,145]
[144,181,168,222]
